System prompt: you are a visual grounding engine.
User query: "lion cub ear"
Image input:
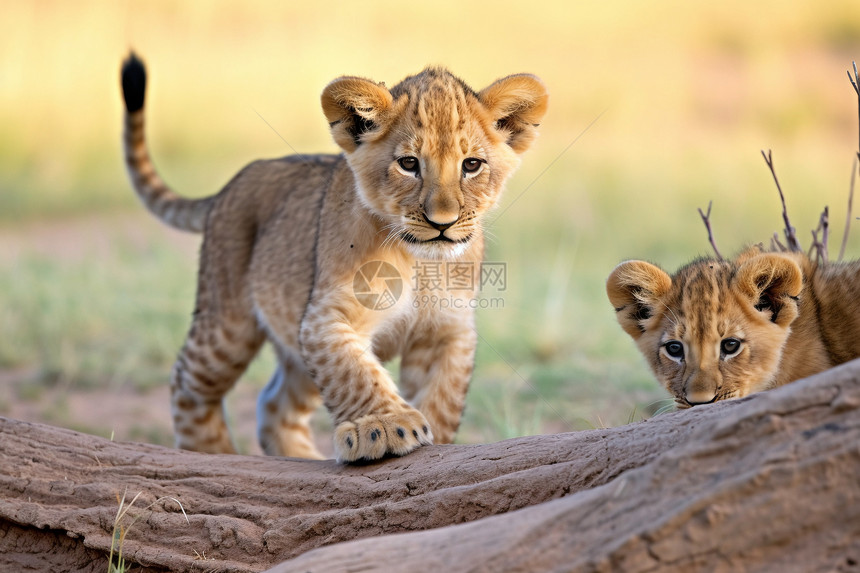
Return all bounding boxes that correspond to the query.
[478,74,548,154]
[321,77,394,153]
[734,254,803,328]
[606,261,672,340]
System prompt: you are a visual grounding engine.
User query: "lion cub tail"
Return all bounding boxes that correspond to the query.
[121,52,214,233]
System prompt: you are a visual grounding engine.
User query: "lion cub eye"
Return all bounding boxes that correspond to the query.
[720,338,742,356]
[397,156,420,175]
[462,158,484,176]
[664,340,684,359]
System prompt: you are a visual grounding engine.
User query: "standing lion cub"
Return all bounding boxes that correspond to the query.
[607,246,860,407]
[120,53,547,461]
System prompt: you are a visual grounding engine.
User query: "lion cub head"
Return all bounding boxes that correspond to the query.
[606,248,803,407]
[321,67,548,259]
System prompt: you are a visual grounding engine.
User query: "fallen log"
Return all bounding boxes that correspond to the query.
[2,359,858,572]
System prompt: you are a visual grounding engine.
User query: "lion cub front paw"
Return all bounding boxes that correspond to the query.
[334,409,434,462]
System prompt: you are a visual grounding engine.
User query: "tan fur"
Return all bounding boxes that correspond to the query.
[607,246,860,407]
[122,59,547,461]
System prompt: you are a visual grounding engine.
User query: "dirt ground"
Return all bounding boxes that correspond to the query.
[0,368,295,456]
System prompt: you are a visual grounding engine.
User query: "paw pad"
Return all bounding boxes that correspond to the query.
[333,410,433,462]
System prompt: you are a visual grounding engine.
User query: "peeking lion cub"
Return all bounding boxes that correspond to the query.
[607,246,860,407]
[120,54,547,461]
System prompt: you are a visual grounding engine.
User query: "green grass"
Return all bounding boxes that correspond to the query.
[109,489,189,573]
[0,205,674,447]
[0,225,190,384]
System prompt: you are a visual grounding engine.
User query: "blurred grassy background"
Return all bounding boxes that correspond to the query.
[2,0,860,454]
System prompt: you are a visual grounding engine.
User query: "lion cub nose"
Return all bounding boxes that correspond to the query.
[684,373,718,406]
[685,389,717,406]
[423,213,458,232]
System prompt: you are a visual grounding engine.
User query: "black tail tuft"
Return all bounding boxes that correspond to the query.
[121,51,147,113]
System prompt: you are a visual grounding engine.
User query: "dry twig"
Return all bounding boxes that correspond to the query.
[848,61,860,152]
[697,200,723,261]
[770,233,787,252]
[810,206,829,264]
[840,61,860,261]
[761,149,803,252]
[838,154,858,262]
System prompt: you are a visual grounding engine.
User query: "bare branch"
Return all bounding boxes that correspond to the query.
[761,149,803,252]
[840,62,860,261]
[771,232,787,252]
[697,200,723,261]
[822,205,830,256]
[850,62,860,152]
[810,206,829,264]
[838,154,858,262]
[850,62,860,94]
